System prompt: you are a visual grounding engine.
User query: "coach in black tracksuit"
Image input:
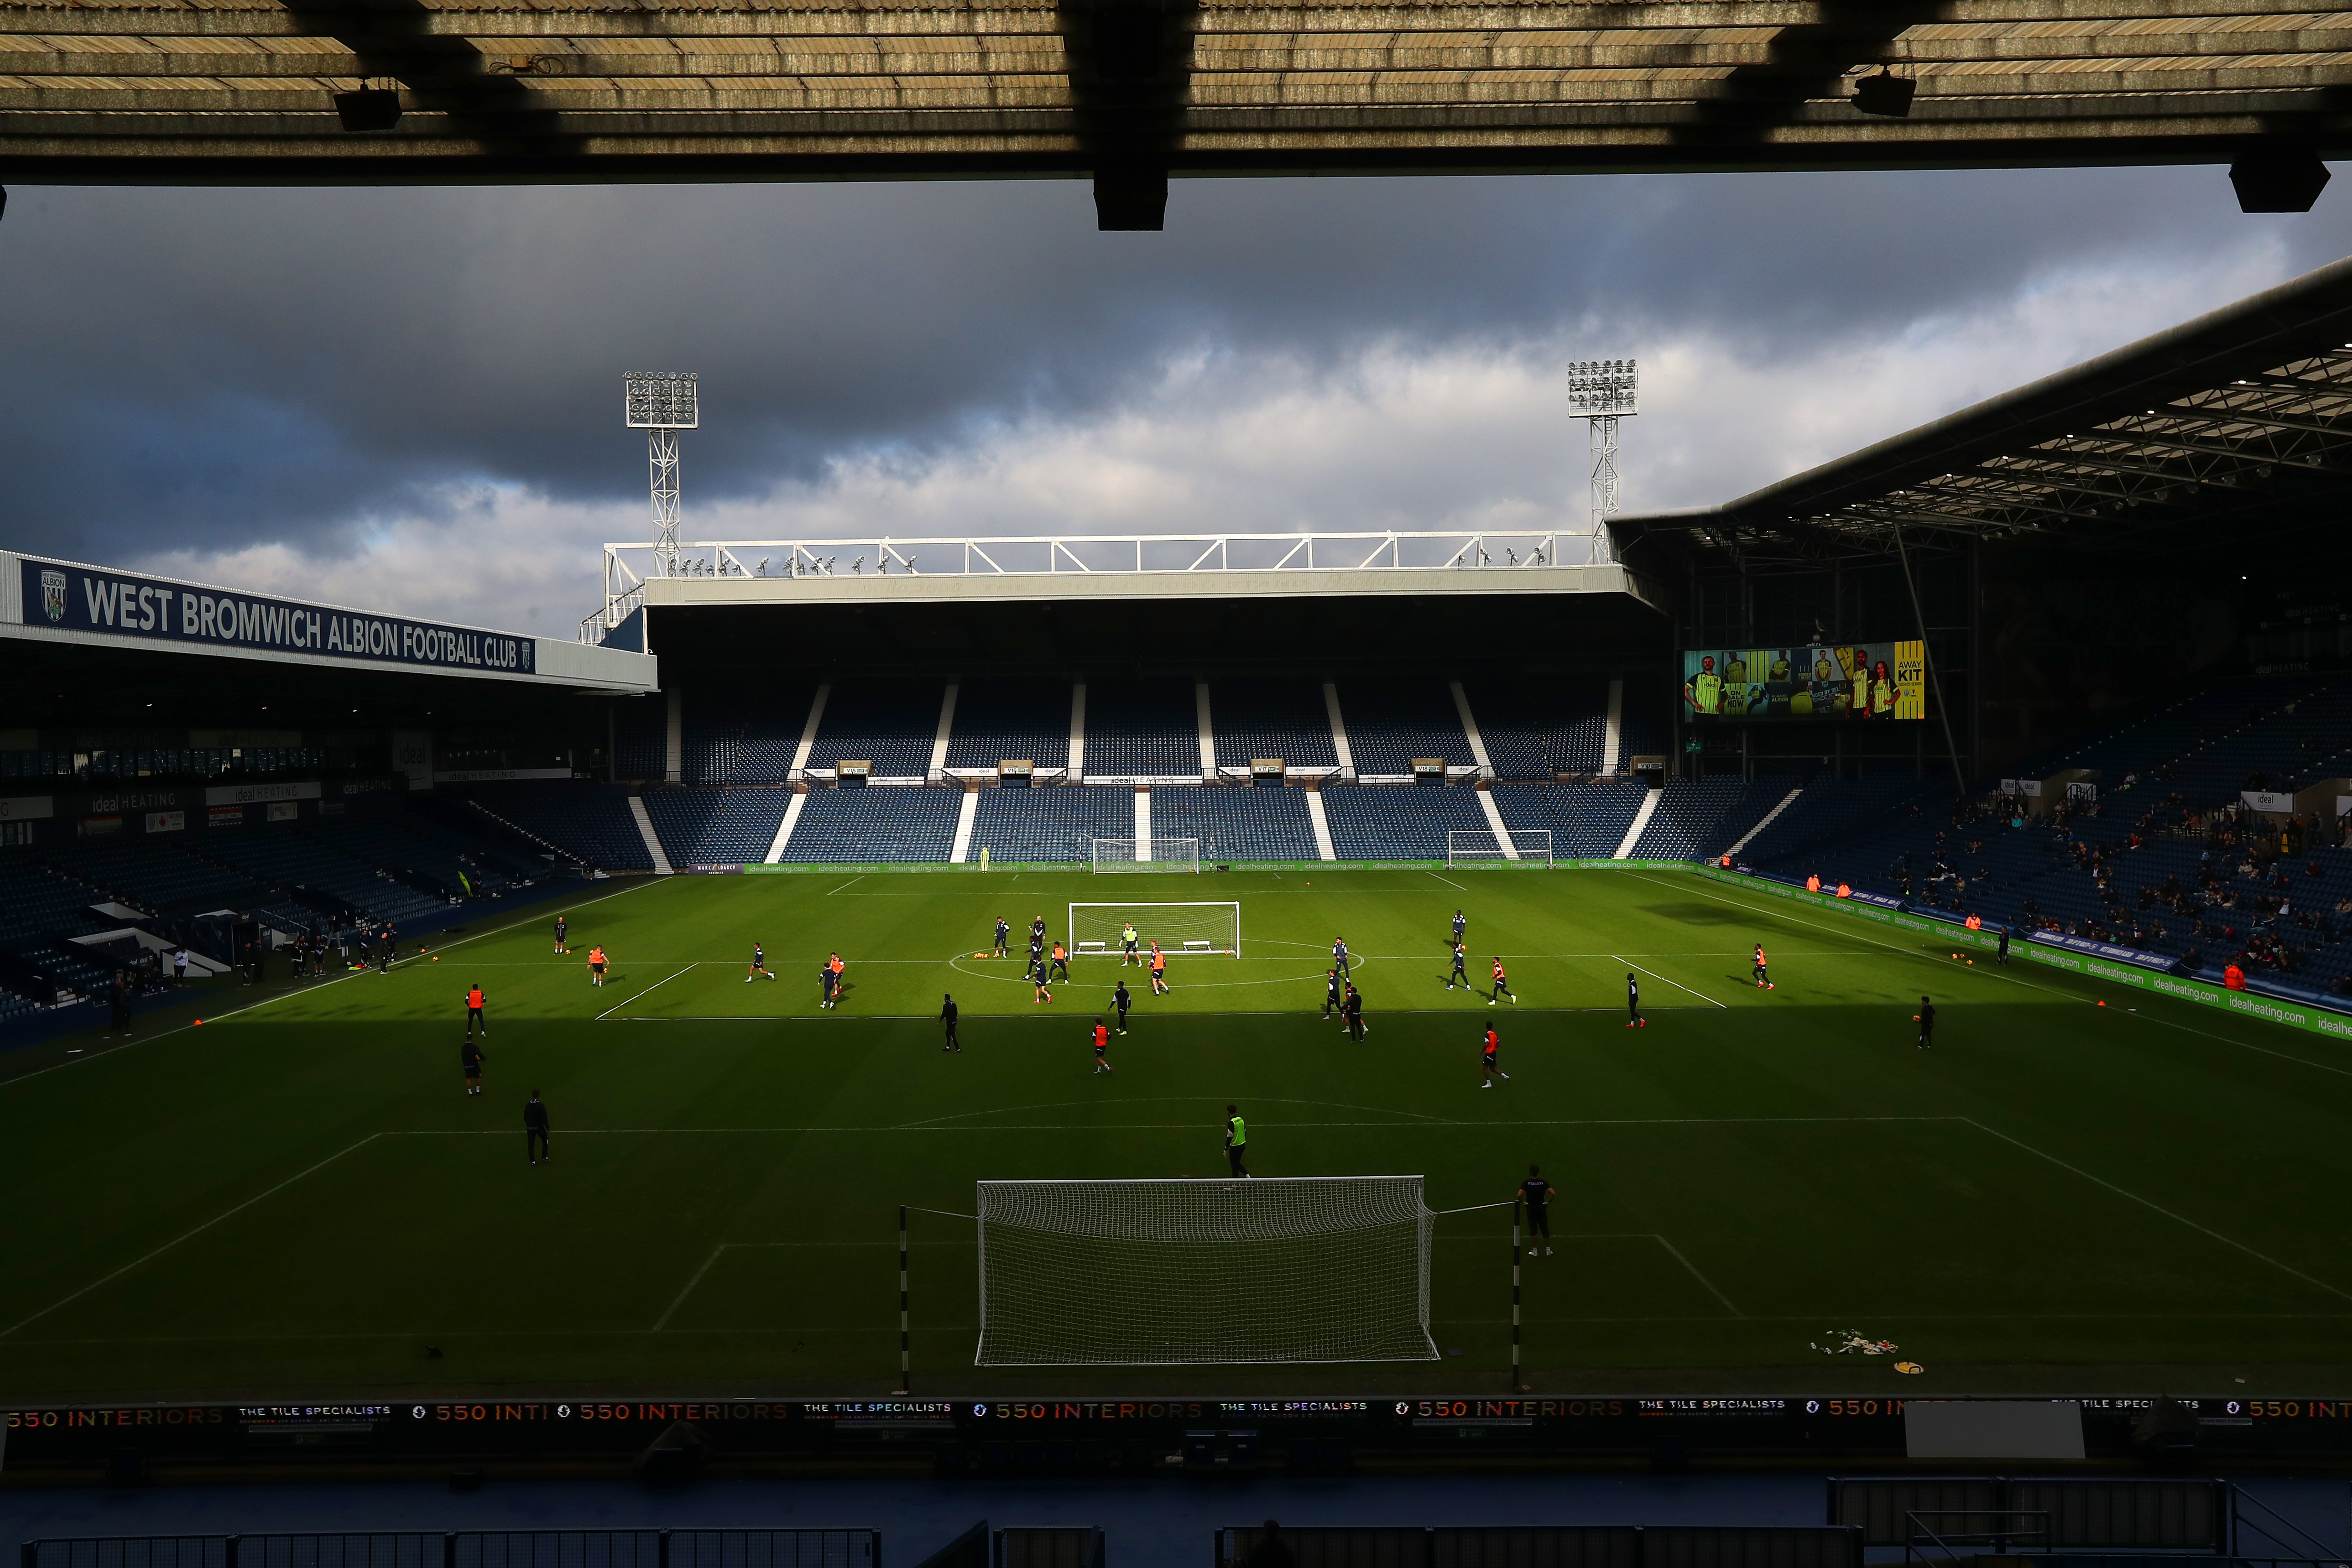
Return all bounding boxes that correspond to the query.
[525,1091,551,1164]
[940,993,961,1052]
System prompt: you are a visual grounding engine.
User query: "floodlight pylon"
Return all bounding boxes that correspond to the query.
[1567,359,1637,565]
[625,372,699,578]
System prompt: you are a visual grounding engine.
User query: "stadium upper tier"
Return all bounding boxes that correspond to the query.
[3,1,2344,231]
[1617,253,2352,568]
[585,530,1650,646]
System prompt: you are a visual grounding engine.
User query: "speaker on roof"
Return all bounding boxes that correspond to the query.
[2231,151,2330,213]
[333,87,403,133]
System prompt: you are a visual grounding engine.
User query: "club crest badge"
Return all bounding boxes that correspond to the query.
[40,569,66,625]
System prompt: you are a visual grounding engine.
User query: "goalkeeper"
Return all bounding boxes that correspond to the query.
[1225,1104,1251,1177]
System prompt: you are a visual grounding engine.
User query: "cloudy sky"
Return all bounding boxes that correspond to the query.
[3,164,2349,633]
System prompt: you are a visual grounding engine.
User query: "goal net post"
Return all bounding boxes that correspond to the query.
[1447,828,1553,866]
[1091,836,1201,872]
[1068,901,1241,957]
[974,1176,1437,1365]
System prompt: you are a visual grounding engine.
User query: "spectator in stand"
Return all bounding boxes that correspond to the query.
[2223,962,2247,991]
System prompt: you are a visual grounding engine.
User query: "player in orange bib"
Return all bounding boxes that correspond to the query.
[1091,1017,1113,1074]
[587,946,607,986]
[1752,943,1773,990]
[1148,942,1170,995]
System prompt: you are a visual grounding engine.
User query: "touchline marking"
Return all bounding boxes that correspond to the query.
[652,1240,876,1330]
[1650,1234,1743,1318]
[1961,1116,2352,1304]
[598,963,698,1020]
[0,1133,385,1339]
[1614,954,1727,1010]
[1427,870,1469,892]
[829,875,866,895]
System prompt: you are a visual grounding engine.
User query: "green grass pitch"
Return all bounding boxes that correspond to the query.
[3,864,2349,1403]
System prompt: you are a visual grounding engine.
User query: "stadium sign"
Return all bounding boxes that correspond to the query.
[17,557,534,676]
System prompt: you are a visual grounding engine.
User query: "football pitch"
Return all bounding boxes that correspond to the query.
[3,864,2350,1403]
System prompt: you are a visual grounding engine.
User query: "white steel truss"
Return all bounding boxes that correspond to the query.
[580,529,1591,640]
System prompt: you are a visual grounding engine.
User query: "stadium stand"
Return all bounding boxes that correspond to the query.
[1491,778,1649,860]
[614,693,668,780]
[970,785,1135,863]
[1337,682,1471,778]
[310,818,525,899]
[1627,777,1751,860]
[199,828,448,926]
[780,786,962,863]
[1469,675,1610,778]
[44,837,274,919]
[466,782,656,873]
[810,681,943,779]
[681,687,819,784]
[1737,777,1935,871]
[733,688,820,782]
[1319,783,1491,860]
[1208,682,1338,770]
[643,787,793,865]
[1151,785,1322,862]
[1081,680,1200,778]
[947,679,1069,771]
[1618,678,1673,762]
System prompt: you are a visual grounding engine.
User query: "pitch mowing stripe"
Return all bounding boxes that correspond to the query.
[17,1312,2352,1349]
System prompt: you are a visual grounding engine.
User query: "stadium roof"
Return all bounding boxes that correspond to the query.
[1614,251,2352,570]
[2,0,2349,227]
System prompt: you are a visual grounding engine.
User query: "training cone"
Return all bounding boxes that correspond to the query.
[2096,1000,2105,1006]
[432,955,440,961]
[193,1019,203,1026]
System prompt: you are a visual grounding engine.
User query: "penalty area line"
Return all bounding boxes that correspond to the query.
[597,963,699,1021]
[0,1133,386,1339]
[1961,1115,2352,1305]
[1614,954,1726,1009]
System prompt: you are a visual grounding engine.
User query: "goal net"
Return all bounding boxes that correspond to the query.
[1069,901,1240,957]
[1091,836,1201,872]
[974,1176,1437,1365]
[1446,828,1553,866]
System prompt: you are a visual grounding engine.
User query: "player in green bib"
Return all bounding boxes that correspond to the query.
[1225,1104,1250,1177]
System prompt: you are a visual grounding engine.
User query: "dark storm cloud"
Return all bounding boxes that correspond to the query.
[2,164,2348,564]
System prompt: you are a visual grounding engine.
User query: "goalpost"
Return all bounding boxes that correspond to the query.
[974,1176,1437,1365]
[1069,901,1240,957]
[1447,828,1554,866]
[1091,836,1201,872]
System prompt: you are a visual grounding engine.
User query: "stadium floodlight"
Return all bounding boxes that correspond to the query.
[1446,828,1553,867]
[625,372,698,578]
[1089,836,1201,874]
[1069,900,1239,956]
[1567,358,1637,566]
[973,1176,1437,1365]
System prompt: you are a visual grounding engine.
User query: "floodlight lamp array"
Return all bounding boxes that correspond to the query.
[625,371,699,429]
[1567,359,1638,417]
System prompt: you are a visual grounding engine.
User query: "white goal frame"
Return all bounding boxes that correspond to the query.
[1447,828,1553,866]
[1069,901,1241,957]
[1090,836,1201,872]
[973,1176,1437,1365]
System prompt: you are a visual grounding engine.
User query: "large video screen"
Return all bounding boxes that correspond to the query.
[1682,641,1925,721]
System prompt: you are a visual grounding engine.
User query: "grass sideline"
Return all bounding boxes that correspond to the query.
[1,863,2347,1404]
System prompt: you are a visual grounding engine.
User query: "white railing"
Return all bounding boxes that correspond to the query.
[581,529,1600,641]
